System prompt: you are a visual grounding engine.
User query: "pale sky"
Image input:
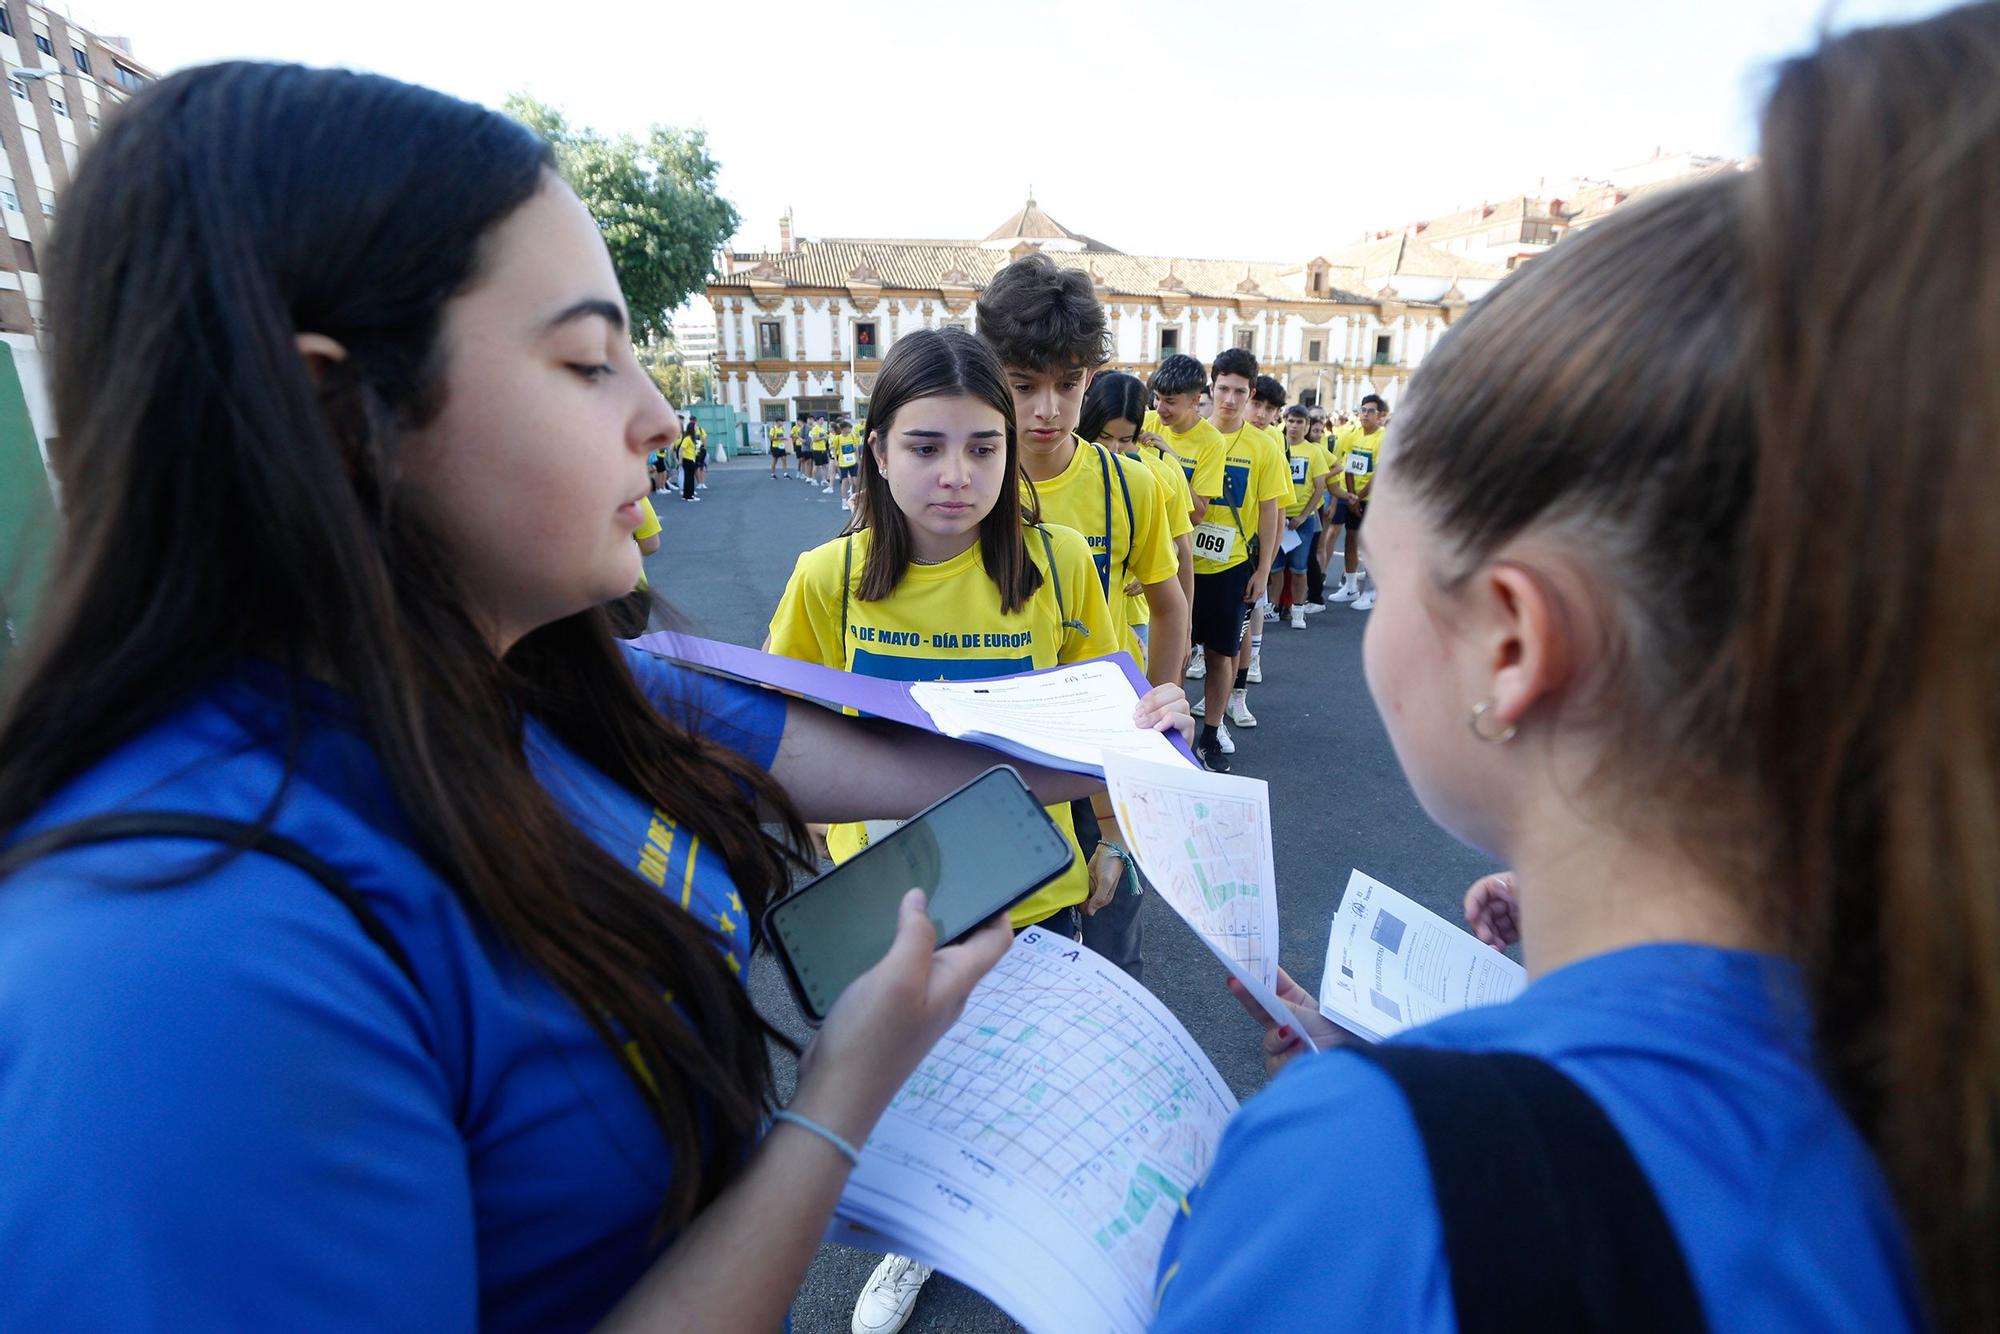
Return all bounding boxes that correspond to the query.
[92,0,1955,263]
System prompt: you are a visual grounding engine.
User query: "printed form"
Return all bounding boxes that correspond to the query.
[910,659,1192,772]
[1318,869,1526,1042]
[1102,755,1317,1051]
[829,929,1236,1334]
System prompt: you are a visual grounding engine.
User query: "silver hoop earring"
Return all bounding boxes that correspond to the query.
[1469,699,1518,744]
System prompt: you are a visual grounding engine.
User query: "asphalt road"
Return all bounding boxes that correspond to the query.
[641,453,1503,1333]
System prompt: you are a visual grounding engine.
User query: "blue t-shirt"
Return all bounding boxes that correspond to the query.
[1153,944,1922,1332]
[0,646,786,1332]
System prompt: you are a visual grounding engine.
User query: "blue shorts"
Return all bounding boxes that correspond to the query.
[1281,515,1320,573]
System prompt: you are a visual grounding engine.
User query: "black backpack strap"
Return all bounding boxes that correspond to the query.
[0,812,420,989]
[1031,523,1089,641]
[1101,443,1136,584]
[841,533,854,657]
[1091,443,1114,599]
[1349,1045,1707,1334]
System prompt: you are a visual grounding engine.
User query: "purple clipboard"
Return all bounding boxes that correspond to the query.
[630,631,1201,774]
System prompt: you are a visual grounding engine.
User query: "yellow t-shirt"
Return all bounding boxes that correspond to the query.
[1191,422,1290,575]
[836,432,860,468]
[809,424,828,450]
[1331,424,1387,500]
[631,497,662,590]
[678,436,699,462]
[1281,437,1334,518]
[1021,437,1179,668]
[1142,411,1228,505]
[1118,445,1197,628]
[633,498,662,543]
[766,523,1117,927]
[767,423,785,447]
[1137,446,1198,539]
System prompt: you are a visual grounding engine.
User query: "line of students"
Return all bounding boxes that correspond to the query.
[765,255,1197,1332]
[766,412,863,498]
[767,263,1424,1325]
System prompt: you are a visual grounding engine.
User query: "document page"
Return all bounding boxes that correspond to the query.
[1102,756,1316,1051]
[1318,869,1526,1042]
[910,659,1191,772]
[829,929,1237,1334]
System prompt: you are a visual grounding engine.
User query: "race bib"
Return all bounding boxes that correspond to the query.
[1346,451,1375,477]
[1289,455,1309,484]
[1192,521,1239,564]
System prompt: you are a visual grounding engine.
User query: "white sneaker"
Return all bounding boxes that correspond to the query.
[1303,602,1326,614]
[1191,694,1205,718]
[697,482,708,490]
[842,498,853,511]
[824,484,835,493]
[1217,721,1235,754]
[852,1255,933,1334]
[1330,577,1360,604]
[1352,589,1375,611]
[1246,650,1262,684]
[1227,689,1257,728]
[1186,654,1206,680]
[1290,607,1307,629]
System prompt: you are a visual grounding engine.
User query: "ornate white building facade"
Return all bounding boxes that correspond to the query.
[706,199,1475,424]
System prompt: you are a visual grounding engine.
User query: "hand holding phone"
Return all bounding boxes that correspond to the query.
[764,766,1073,1024]
[789,889,1013,1146]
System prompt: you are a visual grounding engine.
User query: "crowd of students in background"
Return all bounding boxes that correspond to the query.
[758,413,865,509]
[660,305,1393,783]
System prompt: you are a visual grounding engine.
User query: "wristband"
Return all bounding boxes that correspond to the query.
[1097,842,1142,895]
[771,1109,862,1167]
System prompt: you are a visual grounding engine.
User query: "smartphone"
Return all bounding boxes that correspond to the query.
[763,765,1073,1025]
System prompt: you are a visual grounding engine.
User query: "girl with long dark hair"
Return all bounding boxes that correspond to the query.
[0,63,1185,1330]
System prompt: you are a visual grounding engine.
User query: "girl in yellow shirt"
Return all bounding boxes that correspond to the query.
[766,326,1183,1334]
[767,328,1127,932]
[1081,371,1196,657]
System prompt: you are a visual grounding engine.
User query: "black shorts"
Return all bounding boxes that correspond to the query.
[695,447,708,467]
[1333,497,1366,529]
[813,450,829,465]
[769,445,785,457]
[1191,560,1257,655]
[839,464,858,478]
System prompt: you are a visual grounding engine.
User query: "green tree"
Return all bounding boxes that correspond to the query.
[504,94,739,343]
[639,349,712,407]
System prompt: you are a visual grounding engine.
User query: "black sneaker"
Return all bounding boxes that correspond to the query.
[1198,739,1231,773]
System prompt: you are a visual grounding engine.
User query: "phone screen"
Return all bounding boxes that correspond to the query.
[765,767,1073,1022]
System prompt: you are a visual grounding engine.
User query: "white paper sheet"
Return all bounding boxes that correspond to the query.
[910,659,1191,772]
[1317,869,1526,1042]
[829,929,1237,1334]
[1101,755,1317,1052]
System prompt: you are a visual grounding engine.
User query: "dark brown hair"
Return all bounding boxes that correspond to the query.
[850,328,1045,612]
[1389,7,2000,1324]
[973,252,1109,373]
[0,63,808,1231]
